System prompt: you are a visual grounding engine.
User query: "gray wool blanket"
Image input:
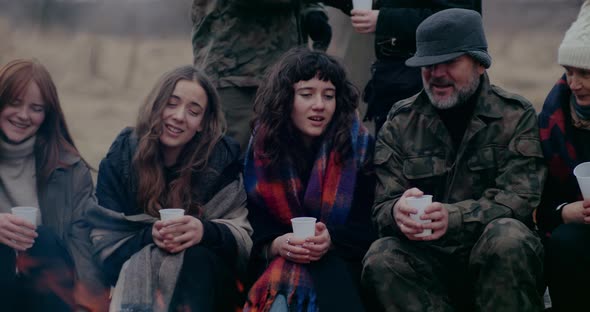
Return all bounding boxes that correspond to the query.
[89,177,252,312]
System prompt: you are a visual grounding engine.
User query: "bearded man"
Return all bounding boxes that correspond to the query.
[361,8,547,312]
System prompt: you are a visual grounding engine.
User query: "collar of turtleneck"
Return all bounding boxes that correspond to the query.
[570,95,590,130]
[573,96,590,121]
[0,136,36,161]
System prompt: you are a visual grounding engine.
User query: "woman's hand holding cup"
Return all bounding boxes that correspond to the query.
[274,218,332,263]
[303,222,331,262]
[153,209,204,253]
[271,233,309,264]
[0,213,37,251]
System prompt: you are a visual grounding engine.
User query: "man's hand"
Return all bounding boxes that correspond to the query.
[418,202,448,240]
[351,9,379,34]
[394,188,426,240]
[394,189,449,241]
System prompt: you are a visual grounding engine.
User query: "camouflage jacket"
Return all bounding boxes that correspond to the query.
[192,0,319,88]
[373,73,547,245]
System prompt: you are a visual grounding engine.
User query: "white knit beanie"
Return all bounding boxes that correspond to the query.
[559,0,590,69]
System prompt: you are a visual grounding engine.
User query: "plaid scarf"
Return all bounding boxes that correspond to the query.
[243,116,371,312]
[537,75,583,235]
[539,74,579,184]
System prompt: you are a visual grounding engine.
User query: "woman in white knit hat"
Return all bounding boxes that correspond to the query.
[537,1,590,311]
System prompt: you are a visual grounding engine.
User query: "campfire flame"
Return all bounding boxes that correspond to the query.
[17,252,110,312]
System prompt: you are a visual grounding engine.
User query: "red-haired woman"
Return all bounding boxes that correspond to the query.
[243,48,376,312]
[92,65,252,311]
[0,59,105,311]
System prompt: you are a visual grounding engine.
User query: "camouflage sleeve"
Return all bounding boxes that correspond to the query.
[233,0,300,6]
[444,107,547,240]
[372,119,410,237]
[192,0,296,23]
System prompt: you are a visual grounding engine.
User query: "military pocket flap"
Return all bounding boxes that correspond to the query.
[515,137,543,158]
[403,155,447,179]
[467,147,496,171]
[374,147,393,165]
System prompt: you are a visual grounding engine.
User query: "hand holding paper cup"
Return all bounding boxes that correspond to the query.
[11,206,38,226]
[352,0,372,10]
[159,208,185,221]
[574,162,590,199]
[406,195,433,237]
[291,217,317,239]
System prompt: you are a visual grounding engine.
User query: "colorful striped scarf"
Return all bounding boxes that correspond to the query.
[243,115,371,312]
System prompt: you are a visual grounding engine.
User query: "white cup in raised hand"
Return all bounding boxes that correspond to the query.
[406,195,433,237]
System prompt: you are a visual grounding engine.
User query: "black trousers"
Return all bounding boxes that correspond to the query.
[546,223,590,312]
[363,59,423,134]
[169,245,238,312]
[0,226,75,312]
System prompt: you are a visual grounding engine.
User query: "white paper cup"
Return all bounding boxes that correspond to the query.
[11,206,38,226]
[352,0,372,10]
[574,162,590,199]
[291,217,317,239]
[406,195,433,237]
[159,208,185,221]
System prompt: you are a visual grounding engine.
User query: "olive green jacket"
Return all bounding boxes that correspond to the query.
[373,74,547,247]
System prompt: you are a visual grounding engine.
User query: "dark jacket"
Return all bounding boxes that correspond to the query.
[37,151,107,297]
[95,127,245,284]
[537,75,587,237]
[373,0,482,60]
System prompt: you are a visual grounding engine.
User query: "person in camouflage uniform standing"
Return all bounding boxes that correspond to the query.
[191,0,334,152]
[361,9,547,312]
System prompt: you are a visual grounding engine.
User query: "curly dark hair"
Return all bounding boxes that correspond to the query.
[251,47,359,166]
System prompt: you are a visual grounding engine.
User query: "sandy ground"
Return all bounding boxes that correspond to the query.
[0,1,582,170]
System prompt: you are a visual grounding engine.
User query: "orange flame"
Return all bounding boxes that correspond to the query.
[74,283,110,312]
[17,253,110,312]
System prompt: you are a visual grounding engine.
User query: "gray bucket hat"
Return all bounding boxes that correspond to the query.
[406,8,491,68]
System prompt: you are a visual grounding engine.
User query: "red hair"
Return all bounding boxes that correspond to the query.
[0,59,84,184]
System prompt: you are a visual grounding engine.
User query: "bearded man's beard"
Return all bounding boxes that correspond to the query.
[424,68,481,110]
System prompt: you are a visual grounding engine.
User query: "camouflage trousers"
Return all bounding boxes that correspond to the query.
[218,86,257,153]
[361,218,544,312]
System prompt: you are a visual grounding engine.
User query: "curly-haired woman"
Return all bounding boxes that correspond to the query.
[243,48,376,312]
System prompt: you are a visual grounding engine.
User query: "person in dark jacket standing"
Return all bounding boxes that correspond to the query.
[93,65,252,311]
[537,1,590,311]
[350,0,482,134]
[0,59,107,311]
